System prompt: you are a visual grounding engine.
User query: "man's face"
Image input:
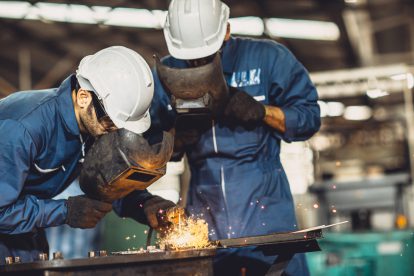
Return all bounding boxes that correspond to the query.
[79,97,117,138]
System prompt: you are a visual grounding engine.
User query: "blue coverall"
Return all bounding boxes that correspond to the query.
[0,75,150,264]
[150,37,321,275]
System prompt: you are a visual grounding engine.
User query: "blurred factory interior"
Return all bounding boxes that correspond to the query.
[1,0,414,275]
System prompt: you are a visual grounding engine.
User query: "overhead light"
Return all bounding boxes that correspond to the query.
[390,73,414,89]
[265,18,340,41]
[152,10,168,28]
[327,102,345,117]
[0,1,30,19]
[390,73,407,81]
[407,74,414,89]
[105,8,162,29]
[344,106,372,121]
[366,88,389,99]
[344,0,358,4]
[318,101,345,117]
[344,0,367,5]
[318,101,328,117]
[229,17,264,36]
[27,3,96,24]
[0,1,164,28]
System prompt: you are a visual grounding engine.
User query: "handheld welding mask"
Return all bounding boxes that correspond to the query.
[154,53,229,118]
[79,129,174,202]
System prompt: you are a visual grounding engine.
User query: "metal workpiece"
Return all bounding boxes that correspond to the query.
[88,251,96,258]
[0,229,330,275]
[216,229,323,276]
[79,129,174,202]
[38,253,48,261]
[4,257,13,265]
[52,252,63,260]
[13,257,21,264]
[217,229,323,248]
[0,248,216,276]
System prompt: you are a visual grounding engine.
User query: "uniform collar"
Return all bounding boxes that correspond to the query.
[221,36,237,74]
[57,74,80,136]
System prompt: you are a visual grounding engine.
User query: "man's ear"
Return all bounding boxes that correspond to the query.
[76,89,92,109]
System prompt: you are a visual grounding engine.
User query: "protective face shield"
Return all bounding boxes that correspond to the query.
[154,53,229,117]
[76,46,154,134]
[79,129,174,203]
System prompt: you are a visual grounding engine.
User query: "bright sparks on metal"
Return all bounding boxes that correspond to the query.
[158,217,213,250]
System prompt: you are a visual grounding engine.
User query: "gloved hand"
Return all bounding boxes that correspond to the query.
[66,195,112,229]
[143,195,178,229]
[174,128,200,153]
[172,114,211,154]
[224,88,265,125]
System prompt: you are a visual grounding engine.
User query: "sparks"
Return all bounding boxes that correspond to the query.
[158,217,213,250]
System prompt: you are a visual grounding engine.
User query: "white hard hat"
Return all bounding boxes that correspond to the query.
[76,46,154,134]
[164,0,230,60]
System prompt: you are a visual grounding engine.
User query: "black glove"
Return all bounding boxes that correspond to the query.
[174,128,200,153]
[143,195,177,229]
[224,88,265,125]
[66,195,112,229]
[173,114,211,155]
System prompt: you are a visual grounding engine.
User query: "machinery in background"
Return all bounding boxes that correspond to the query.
[309,64,414,229]
[307,231,414,276]
[306,64,414,276]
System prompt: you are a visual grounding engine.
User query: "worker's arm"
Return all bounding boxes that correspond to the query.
[224,87,286,133]
[263,105,286,133]
[267,43,321,142]
[0,120,67,234]
[224,42,320,141]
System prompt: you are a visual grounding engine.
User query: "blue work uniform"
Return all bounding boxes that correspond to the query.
[150,37,320,275]
[0,75,86,263]
[0,75,152,264]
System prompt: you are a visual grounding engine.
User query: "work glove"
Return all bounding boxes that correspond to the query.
[224,88,266,126]
[143,195,179,229]
[172,114,211,155]
[174,128,200,153]
[65,195,112,229]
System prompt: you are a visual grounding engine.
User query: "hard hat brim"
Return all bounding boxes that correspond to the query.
[111,109,151,134]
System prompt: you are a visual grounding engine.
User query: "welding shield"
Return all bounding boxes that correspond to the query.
[79,129,174,202]
[154,53,229,117]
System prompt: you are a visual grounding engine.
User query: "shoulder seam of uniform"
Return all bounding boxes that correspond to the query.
[17,92,58,123]
[1,118,36,148]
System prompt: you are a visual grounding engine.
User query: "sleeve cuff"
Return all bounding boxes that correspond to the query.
[39,199,68,228]
[281,107,298,142]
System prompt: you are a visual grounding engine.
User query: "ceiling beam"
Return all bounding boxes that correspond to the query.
[34,53,77,89]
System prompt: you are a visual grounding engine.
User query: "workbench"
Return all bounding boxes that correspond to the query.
[0,228,328,276]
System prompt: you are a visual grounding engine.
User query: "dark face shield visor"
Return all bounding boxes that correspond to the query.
[79,129,174,202]
[154,53,229,117]
[91,92,108,121]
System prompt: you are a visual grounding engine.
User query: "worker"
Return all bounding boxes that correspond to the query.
[0,46,176,264]
[149,0,321,275]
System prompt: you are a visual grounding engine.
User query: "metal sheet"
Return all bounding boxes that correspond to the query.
[0,249,216,276]
[217,229,323,248]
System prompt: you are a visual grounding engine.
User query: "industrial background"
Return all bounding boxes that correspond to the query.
[1,0,414,275]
